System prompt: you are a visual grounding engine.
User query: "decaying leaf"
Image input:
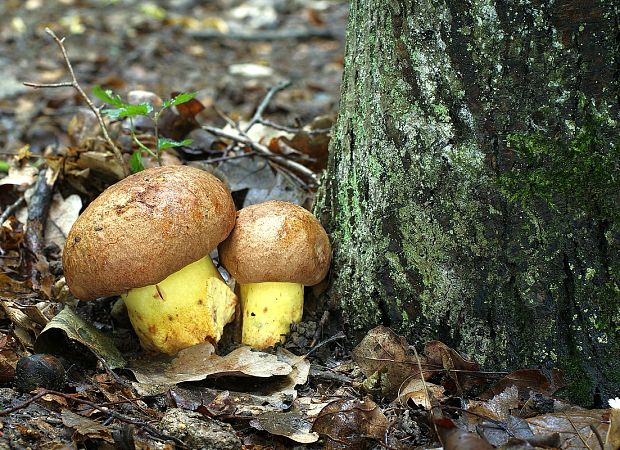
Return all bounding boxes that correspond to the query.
[129,342,292,390]
[0,333,20,382]
[0,274,30,296]
[352,326,424,398]
[0,163,38,188]
[397,378,445,409]
[61,409,114,444]
[527,408,609,449]
[250,410,319,444]
[424,340,483,393]
[44,194,82,249]
[312,398,388,450]
[435,417,494,450]
[481,368,564,400]
[216,157,310,207]
[35,306,126,369]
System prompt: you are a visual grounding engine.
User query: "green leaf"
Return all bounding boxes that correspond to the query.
[0,160,9,173]
[103,103,154,120]
[162,92,197,109]
[157,137,192,150]
[129,151,145,173]
[92,86,125,108]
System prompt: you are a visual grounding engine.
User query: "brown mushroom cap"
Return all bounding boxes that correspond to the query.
[63,165,236,300]
[219,200,331,285]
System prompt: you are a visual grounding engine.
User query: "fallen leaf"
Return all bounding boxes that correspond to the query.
[424,340,483,393]
[61,409,114,444]
[527,408,609,449]
[435,417,494,450]
[0,333,20,382]
[397,379,445,409]
[250,410,319,443]
[44,194,82,249]
[481,368,564,400]
[352,326,425,398]
[608,407,620,450]
[35,306,126,369]
[0,164,38,188]
[312,398,388,450]
[129,342,291,389]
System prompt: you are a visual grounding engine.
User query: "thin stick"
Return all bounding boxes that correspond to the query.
[24,167,56,296]
[258,118,332,135]
[0,197,25,224]
[244,81,291,133]
[202,126,318,184]
[23,28,129,177]
[188,28,336,41]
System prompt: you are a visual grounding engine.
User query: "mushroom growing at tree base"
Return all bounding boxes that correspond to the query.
[219,200,331,349]
[63,165,238,355]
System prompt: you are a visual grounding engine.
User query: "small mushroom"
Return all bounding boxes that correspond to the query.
[219,200,331,349]
[63,165,238,355]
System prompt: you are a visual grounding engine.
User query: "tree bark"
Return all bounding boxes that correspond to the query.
[317,0,620,404]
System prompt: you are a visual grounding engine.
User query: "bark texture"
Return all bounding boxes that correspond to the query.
[317,0,620,403]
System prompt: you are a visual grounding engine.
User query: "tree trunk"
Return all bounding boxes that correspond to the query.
[317,0,620,404]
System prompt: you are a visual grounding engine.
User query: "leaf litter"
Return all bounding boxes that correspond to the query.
[0,1,619,449]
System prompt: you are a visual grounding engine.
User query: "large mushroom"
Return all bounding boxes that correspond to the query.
[219,200,331,349]
[63,165,238,355]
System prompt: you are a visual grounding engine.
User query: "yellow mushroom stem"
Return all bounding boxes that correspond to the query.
[122,256,237,355]
[239,282,304,349]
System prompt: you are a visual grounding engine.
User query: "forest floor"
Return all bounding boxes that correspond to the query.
[0,1,618,449]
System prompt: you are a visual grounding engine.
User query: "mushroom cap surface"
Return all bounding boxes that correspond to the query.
[219,200,331,285]
[63,165,236,300]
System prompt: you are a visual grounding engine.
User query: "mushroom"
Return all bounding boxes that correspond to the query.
[219,200,331,349]
[63,165,238,355]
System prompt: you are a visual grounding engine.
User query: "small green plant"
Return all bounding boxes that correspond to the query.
[92,87,195,173]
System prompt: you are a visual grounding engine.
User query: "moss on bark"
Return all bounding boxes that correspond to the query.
[317,0,620,404]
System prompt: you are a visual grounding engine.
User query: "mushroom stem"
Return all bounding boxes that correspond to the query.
[239,282,304,349]
[122,256,237,355]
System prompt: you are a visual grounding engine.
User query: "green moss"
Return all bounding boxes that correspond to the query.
[556,357,595,406]
[500,99,620,220]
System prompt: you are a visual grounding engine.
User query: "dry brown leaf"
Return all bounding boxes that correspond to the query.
[435,417,495,450]
[527,408,609,449]
[397,379,445,409]
[424,340,482,392]
[61,409,114,444]
[0,333,20,382]
[0,163,38,188]
[312,398,388,450]
[352,326,426,399]
[481,368,564,400]
[129,342,292,389]
[250,410,319,444]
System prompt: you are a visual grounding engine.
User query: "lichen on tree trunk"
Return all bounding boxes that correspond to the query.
[317,0,620,403]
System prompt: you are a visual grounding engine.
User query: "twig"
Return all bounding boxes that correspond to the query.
[305,331,345,357]
[564,411,594,450]
[188,28,336,41]
[244,81,291,133]
[204,151,257,165]
[0,197,25,224]
[202,126,318,184]
[258,118,332,135]
[23,28,129,177]
[24,167,56,295]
